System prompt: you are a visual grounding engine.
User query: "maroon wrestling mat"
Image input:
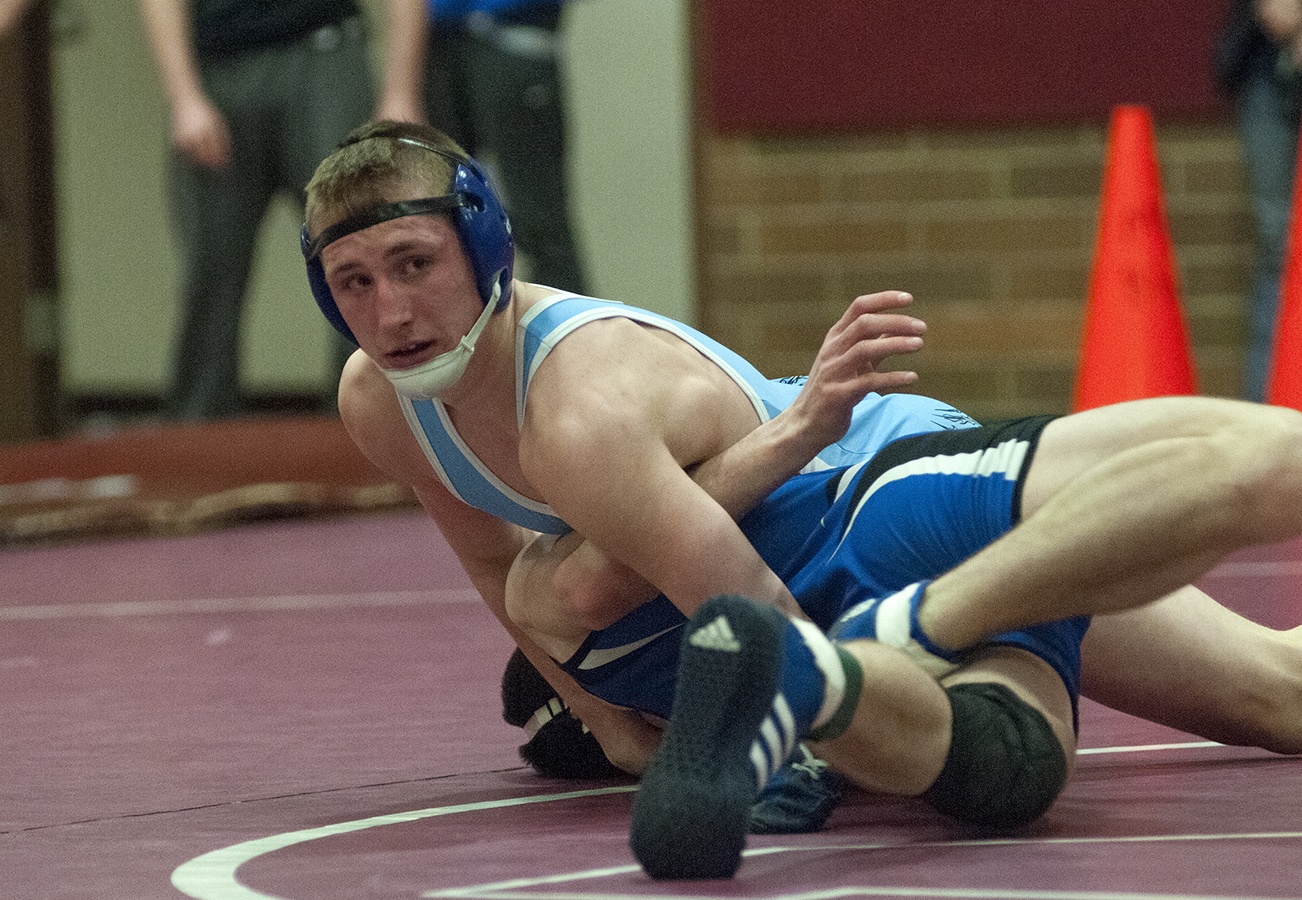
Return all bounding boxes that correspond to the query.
[3,511,1300,900]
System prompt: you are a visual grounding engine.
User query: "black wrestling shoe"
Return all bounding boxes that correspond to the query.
[629,594,785,880]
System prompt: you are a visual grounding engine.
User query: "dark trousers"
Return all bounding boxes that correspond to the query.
[166,19,371,420]
[425,12,588,295]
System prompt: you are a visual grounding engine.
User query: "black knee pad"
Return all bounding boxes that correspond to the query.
[921,682,1068,829]
[501,647,623,780]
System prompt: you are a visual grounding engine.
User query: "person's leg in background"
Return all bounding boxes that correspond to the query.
[463,7,588,294]
[425,19,477,152]
[165,54,274,421]
[1237,59,1301,402]
[286,17,378,410]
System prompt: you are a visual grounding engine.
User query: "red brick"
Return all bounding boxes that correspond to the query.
[693,123,1258,419]
[759,213,912,256]
[1008,160,1102,201]
[840,167,994,204]
[840,262,996,303]
[703,169,827,207]
[922,211,1092,254]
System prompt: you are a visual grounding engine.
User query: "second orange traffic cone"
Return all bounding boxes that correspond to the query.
[1266,133,1302,409]
[1073,105,1199,411]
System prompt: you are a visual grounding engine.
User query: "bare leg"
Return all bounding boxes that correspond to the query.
[631,595,1076,879]
[503,534,664,774]
[505,532,593,661]
[816,641,1077,795]
[917,398,1302,650]
[1082,585,1302,754]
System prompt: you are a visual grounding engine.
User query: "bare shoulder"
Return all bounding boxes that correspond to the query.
[336,350,429,485]
[337,352,529,567]
[524,316,684,431]
[519,316,760,481]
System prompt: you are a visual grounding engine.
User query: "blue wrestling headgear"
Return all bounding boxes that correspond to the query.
[301,133,514,346]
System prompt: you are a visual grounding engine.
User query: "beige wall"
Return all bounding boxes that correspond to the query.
[51,1,1258,419]
[52,0,695,396]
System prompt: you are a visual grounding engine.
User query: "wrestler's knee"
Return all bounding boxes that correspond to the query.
[1230,406,1302,537]
[504,535,591,658]
[503,556,534,632]
[922,682,1069,828]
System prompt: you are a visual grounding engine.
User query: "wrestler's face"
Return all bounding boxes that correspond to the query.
[320,213,481,372]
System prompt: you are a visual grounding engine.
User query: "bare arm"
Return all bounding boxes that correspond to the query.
[373,0,428,123]
[138,0,231,170]
[690,290,925,514]
[546,291,926,628]
[0,0,34,37]
[518,303,916,623]
[339,352,658,773]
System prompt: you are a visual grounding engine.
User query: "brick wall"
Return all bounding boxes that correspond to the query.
[694,121,1255,421]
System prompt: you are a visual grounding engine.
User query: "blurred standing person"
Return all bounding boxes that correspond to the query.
[1217,0,1302,401]
[425,0,587,294]
[0,0,33,36]
[140,0,427,419]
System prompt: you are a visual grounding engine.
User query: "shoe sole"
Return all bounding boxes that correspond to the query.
[629,594,784,879]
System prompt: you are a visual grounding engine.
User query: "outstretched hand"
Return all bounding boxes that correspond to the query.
[788,291,926,448]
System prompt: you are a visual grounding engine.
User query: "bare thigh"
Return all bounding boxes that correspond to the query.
[1021,396,1269,517]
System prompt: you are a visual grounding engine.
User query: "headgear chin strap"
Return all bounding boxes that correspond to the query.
[302,135,514,346]
[381,278,502,399]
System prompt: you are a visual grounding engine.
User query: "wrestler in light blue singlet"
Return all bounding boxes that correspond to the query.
[395,294,1086,723]
[396,293,977,536]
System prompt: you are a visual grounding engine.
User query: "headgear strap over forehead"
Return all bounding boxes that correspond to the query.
[303,196,465,260]
[301,133,515,345]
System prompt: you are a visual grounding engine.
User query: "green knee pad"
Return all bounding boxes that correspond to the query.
[921,682,1068,828]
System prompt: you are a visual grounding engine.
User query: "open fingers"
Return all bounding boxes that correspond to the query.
[829,291,911,334]
[831,292,925,343]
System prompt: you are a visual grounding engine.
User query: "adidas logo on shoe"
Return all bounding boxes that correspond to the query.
[689,615,742,652]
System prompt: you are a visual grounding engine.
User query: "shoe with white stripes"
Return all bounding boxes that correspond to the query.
[629,594,789,880]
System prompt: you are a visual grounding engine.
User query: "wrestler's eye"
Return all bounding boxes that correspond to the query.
[337,271,373,294]
[401,254,434,278]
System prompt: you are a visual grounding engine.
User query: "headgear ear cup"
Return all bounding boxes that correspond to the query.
[302,224,359,345]
[451,160,514,311]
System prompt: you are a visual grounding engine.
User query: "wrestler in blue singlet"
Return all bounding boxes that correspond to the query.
[397,293,1086,722]
[567,417,1088,724]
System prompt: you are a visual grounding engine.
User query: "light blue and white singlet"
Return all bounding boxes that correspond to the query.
[397,293,976,536]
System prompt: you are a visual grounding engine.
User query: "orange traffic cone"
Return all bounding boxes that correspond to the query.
[1266,134,1302,410]
[1072,105,1198,412]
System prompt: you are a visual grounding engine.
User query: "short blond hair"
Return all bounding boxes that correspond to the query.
[304,121,472,238]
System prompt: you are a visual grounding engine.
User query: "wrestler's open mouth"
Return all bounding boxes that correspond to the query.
[386,340,436,367]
